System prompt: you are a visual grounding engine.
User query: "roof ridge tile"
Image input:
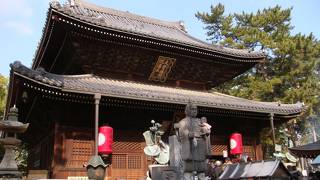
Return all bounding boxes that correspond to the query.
[72,0,182,29]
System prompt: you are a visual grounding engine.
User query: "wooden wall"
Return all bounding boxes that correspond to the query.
[48,125,262,179]
[24,99,264,179]
[50,125,149,179]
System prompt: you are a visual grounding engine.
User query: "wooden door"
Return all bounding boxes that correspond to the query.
[109,141,147,180]
[110,153,146,180]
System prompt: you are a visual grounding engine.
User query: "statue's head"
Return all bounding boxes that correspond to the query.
[185,102,197,118]
[201,117,207,123]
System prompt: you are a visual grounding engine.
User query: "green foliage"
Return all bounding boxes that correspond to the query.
[15,143,28,175]
[0,75,8,118]
[0,75,8,163]
[197,4,320,157]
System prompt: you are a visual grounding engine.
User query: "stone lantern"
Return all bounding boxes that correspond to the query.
[86,155,107,180]
[0,106,29,179]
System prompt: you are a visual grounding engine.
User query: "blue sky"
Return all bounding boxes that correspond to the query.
[0,0,319,76]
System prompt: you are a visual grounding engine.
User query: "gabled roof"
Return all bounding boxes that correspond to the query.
[48,0,265,59]
[11,61,304,116]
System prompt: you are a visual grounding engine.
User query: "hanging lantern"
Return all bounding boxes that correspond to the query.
[98,125,113,155]
[230,133,243,155]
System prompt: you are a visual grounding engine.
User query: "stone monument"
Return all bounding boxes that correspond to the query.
[143,103,212,180]
[0,106,29,179]
[173,102,211,180]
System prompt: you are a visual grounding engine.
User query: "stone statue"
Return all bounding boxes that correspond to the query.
[174,103,211,180]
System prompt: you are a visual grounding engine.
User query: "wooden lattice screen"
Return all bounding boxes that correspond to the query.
[112,154,126,169]
[66,139,94,168]
[112,141,143,152]
[211,145,228,156]
[110,141,146,180]
[211,145,256,160]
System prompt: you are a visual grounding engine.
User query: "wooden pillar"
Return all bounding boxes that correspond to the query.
[269,113,276,147]
[255,144,263,160]
[94,93,101,156]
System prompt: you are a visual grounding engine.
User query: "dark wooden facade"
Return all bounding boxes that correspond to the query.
[7,68,300,179]
[5,0,304,179]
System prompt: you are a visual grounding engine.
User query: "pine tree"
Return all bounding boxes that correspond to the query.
[196,4,320,157]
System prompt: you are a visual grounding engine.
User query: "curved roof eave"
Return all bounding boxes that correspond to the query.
[49,0,266,60]
[11,61,305,117]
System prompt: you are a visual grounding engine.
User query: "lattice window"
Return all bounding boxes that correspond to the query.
[211,145,228,155]
[67,140,93,168]
[128,155,141,169]
[72,140,92,156]
[112,154,127,169]
[112,141,142,152]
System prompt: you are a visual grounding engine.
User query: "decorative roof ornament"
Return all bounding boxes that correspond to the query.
[179,21,187,33]
[50,0,61,9]
[96,15,105,23]
[10,61,63,87]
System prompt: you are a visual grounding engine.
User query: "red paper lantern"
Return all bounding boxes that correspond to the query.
[98,126,113,155]
[230,133,243,155]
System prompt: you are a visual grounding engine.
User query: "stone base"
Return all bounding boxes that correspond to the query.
[149,165,182,180]
[0,169,22,179]
[0,145,19,170]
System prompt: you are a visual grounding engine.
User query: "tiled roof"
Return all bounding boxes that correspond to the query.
[49,0,265,59]
[289,140,320,158]
[11,62,304,116]
[219,160,290,179]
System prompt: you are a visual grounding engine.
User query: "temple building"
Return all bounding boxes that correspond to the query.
[5,0,304,179]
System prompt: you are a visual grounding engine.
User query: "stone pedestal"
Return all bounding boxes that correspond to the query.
[0,143,23,179]
[149,165,181,180]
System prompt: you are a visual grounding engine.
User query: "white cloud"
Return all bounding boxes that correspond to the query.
[1,21,33,35]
